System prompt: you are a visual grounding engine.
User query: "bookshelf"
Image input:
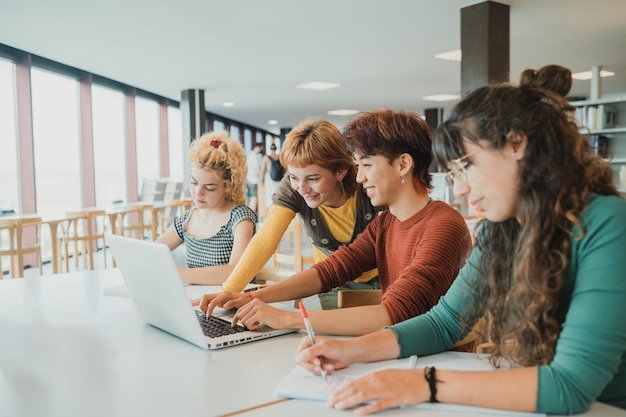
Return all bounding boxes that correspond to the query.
[571,96,626,192]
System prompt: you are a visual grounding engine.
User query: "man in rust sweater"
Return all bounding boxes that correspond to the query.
[199,109,471,336]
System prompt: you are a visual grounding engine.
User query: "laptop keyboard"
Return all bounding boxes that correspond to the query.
[195,310,247,338]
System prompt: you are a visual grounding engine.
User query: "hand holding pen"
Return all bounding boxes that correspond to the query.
[298,301,328,381]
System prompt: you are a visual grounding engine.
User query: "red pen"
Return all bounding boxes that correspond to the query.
[298,301,328,381]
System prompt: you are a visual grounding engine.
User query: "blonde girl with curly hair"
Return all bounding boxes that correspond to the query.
[157,131,256,285]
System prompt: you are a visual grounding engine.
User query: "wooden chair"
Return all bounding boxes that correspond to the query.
[155,199,189,238]
[255,266,309,308]
[335,289,484,352]
[164,180,184,201]
[0,215,43,278]
[257,184,269,222]
[271,218,314,272]
[60,208,108,271]
[140,178,168,203]
[114,202,154,240]
[451,317,485,352]
[337,289,382,308]
[475,316,519,356]
[254,266,296,285]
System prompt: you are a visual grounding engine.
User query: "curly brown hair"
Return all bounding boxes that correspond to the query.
[519,64,572,98]
[433,83,617,367]
[189,131,247,206]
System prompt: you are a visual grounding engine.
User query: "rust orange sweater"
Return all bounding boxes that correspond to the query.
[313,200,471,324]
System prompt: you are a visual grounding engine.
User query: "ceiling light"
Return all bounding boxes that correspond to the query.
[268,120,278,125]
[327,109,359,116]
[434,49,462,62]
[571,70,616,80]
[297,81,341,91]
[423,94,460,102]
[222,102,234,107]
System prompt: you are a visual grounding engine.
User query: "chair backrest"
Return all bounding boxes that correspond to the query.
[164,180,184,202]
[62,209,108,271]
[0,215,43,278]
[337,289,382,308]
[254,266,295,285]
[271,218,314,272]
[140,178,168,202]
[451,317,485,352]
[257,184,268,221]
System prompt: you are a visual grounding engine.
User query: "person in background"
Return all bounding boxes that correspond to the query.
[260,143,283,210]
[210,118,382,309]
[156,131,256,285]
[296,80,626,414]
[199,109,471,336]
[245,142,263,213]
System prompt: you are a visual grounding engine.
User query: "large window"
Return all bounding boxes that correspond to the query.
[31,67,81,217]
[167,106,184,181]
[230,125,240,144]
[135,96,160,195]
[92,84,127,206]
[213,119,225,133]
[0,58,18,213]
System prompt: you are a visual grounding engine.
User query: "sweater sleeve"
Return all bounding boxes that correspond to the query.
[219,204,295,292]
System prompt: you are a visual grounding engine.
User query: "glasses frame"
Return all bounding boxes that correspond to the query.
[444,151,477,187]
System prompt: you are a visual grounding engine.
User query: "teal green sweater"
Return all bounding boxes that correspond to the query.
[390,194,626,414]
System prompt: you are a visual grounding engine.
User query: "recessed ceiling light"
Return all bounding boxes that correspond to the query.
[571,70,615,80]
[222,102,234,107]
[423,94,460,101]
[268,120,278,125]
[327,109,359,116]
[297,81,341,91]
[434,49,462,62]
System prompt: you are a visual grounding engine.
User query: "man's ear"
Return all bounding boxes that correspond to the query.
[398,153,414,176]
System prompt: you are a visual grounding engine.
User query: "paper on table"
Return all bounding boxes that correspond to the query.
[275,351,546,417]
[102,283,131,297]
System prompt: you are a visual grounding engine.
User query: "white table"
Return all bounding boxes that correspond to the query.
[0,269,304,417]
[234,399,626,417]
[1,270,624,417]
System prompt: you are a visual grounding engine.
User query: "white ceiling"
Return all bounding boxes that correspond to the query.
[1,0,625,134]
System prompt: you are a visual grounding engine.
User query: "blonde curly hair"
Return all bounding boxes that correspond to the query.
[189,131,247,205]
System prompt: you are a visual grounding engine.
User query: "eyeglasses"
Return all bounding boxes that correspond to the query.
[444,151,476,187]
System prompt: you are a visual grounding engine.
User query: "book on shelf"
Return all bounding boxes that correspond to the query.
[598,104,618,129]
[574,103,619,131]
[589,134,609,157]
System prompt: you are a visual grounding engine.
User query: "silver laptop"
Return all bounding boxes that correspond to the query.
[107,234,298,350]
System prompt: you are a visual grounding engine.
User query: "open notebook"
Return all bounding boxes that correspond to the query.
[275,351,546,416]
[107,234,298,350]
